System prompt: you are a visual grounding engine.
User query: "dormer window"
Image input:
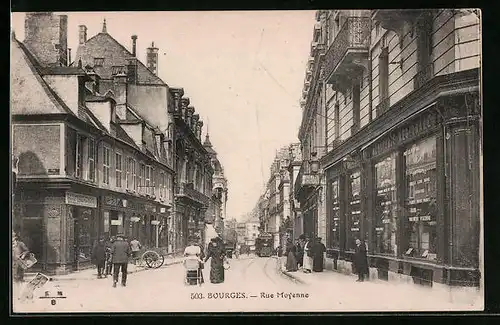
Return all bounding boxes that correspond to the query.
[94,58,104,67]
[112,65,125,75]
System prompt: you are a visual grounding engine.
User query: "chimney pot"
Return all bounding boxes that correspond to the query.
[79,25,87,44]
[131,35,138,56]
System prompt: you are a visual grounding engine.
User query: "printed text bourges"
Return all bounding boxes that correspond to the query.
[191,292,310,300]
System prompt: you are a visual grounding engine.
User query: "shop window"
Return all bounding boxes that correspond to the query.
[87,138,96,182]
[329,179,340,249]
[139,163,146,193]
[103,146,111,185]
[74,208,94,262]
[115,152,122,188]
[347,171,361,251]
[109,211,124,236]
[403,136,437,260]
[374,153,398,256]
[103,211,110,235]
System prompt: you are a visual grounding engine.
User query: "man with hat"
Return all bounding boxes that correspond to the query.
[111,233,131,287]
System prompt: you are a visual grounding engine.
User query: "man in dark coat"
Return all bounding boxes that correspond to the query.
[353,238,369,282]
[312,237,326,272]
[111,234,131,287]
[91,237,107,278]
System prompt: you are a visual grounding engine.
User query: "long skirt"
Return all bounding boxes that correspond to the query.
[302,253,313,271]
[210,258,225,284]
[312,254,324,272]
[286,252,298,272]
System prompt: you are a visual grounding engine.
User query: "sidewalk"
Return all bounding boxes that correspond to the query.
[278,257,482,311]
[25,255,184,282]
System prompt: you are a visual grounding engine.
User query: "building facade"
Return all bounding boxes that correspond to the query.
[297,9,481,288]
[11,13,175,274]
[287,143,303,240]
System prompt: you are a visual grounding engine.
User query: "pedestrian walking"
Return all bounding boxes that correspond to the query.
[302,236,313,273]
[105,236,115,276]
[353,238,369,282]
[295,237,304,269]
[285,238,298,272]
[129,238,142,265]
[91,237,107,278]
[111,234,131,287]
[312,237,326,272]
[204,237,226,284]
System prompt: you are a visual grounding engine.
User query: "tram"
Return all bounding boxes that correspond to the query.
[255,233,274,257]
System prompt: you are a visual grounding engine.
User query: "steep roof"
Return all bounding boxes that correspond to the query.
[203,134,217,155]
[11,38,75,116]
[74,31,165,85]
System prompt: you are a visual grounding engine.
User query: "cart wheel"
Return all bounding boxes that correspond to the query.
[143,251,161,268]
[153,254,165,268]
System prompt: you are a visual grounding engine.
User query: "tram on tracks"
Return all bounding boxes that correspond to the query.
[255,232,274,257]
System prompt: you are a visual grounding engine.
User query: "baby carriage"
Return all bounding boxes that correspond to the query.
[183,256,203,286]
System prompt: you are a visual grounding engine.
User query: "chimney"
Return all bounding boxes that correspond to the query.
[79,25,87,44]
[68,48,72,65]
[131,35,138,56]
[126,58,137,84]
[147,41,159,75]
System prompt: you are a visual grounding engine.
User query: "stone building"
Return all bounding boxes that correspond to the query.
[11,13,175,274]
[296,9,481,291]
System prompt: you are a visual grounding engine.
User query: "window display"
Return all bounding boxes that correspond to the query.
[374,153,398,255]
[347,171,361,251]
[76,208,94,262]
[329,180,340,248]
[404,136,437,260]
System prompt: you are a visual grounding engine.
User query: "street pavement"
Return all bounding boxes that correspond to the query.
[278,257,483,312]
[13,254,483,313]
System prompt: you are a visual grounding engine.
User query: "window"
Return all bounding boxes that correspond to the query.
[145,165,152,195]
[115,152,122,188]
[94,58,104,67]
[139,163,146,193]
[352,83,361,131]
[131,159,137,191]
[75,135,84,178]
[88,138,96,182]
[334,103,340,139]
[374,153,398,255]
[111,65,125,75]
[159,172,165,198]
[103,146,110,185]
[378,47,389,102]
[330,180,340,248]
[404,137,437,260]
[347,171,361,251]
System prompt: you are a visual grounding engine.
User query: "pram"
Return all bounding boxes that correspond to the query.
[183,256,203,286]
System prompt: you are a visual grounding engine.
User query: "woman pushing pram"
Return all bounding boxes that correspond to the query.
[183,237,205,285]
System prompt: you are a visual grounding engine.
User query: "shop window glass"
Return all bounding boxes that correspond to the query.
[76,208,93,262]
[75,135,84,178]
[347,171,361,251]
[404,137,437,260]
[330,180,340,248]
[374,153,398,255]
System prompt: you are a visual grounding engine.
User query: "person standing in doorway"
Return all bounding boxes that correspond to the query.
[285,238,298,272]
[92,237,107,278]
[295,236,304,269]
[353,238,369,282]
[111,234,131,287]
[129,238,142,265]
[312,237,326,272]
[302,236,313,273]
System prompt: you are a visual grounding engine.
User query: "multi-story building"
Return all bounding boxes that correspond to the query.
[287,143,303,240]
[11,13,175,274]
[203,134,228,239]
[236,222,246,244]
[169,89,213,250]
[297,9,481,290]
[244,213,260,250]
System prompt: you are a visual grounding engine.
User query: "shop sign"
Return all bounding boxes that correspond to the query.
[111,219,122,226]
[144,204,156,212]
[372,112,437,157]
[151,220,161,225]
[65,192,97,208]
[130,217,141,222]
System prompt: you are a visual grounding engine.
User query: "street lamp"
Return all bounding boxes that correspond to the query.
[310,152,320,174]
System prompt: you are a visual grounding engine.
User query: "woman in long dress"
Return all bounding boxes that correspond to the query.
[302,237,313,273]
[204,237,226,284]
[285,238,298,272]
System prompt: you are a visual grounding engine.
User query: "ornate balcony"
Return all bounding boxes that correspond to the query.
[175,182,210,207]
[294,161,320,199]
[372,9,421,34]
[324,17,371,93]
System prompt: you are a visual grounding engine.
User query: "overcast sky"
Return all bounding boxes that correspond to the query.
[11,11,315,221]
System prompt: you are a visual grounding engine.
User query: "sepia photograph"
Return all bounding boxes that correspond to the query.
[10,9,483,313]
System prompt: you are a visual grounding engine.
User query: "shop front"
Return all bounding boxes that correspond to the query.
[101,192,169,249]
[324,91,481,287]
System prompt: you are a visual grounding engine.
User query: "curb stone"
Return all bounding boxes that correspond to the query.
[25,259,184,282]
[273,256,306,284]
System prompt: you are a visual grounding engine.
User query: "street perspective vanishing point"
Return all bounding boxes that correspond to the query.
[10,9,483,313]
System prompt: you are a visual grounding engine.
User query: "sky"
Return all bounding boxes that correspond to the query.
[11,11,315,221]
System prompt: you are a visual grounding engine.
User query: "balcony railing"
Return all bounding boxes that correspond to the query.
[294,161,320,198]
[324,17,371,84]
[176,182,210,207]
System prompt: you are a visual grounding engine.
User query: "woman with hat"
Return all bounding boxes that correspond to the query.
[204,237,226,284]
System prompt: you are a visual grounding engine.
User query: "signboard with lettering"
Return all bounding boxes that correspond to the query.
[111,219,122,226]
[65,192,97,208]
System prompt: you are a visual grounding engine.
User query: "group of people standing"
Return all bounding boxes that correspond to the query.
[284,235,370,282]
[284,235,326,273]
[91,234,142,287]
